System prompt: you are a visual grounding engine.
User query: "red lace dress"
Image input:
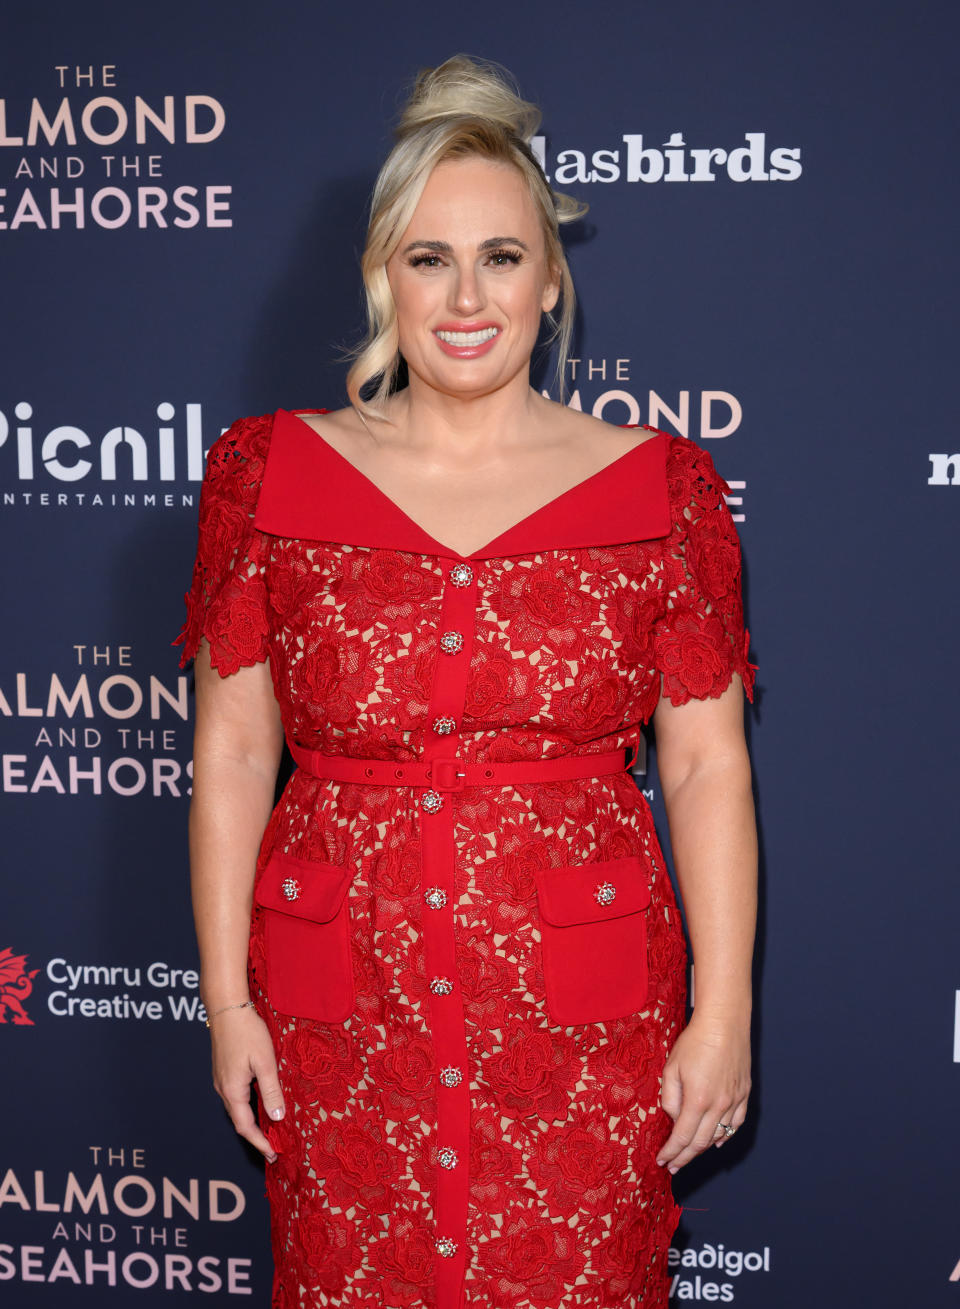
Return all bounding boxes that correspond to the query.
[174,408,755,1309]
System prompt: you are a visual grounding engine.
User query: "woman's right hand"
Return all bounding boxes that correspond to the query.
[208,1006,285,1162]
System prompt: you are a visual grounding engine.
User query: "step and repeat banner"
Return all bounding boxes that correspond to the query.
[2,2,957,1304]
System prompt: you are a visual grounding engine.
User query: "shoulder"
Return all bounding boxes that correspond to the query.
[539,398,663,463]
[285,404,373,462]
[660,433,733,518]
[198,413,280,519]
[548,399,660,448]
[204,412,275,484]
[658,436,744,567]
[291,404,351,433]
[662,431,726,481]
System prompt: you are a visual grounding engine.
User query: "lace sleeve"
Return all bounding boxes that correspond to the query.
[171,413,274,677]
[652,436,757,706]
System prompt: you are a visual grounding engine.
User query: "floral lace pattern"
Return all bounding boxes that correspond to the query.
[174,412,755,1308]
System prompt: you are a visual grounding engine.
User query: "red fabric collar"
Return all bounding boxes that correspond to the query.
[252,407,671,560]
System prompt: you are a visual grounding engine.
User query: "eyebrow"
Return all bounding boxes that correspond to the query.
[399,236,530,255]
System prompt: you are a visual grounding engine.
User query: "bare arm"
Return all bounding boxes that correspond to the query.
[651,674,757,1171]
[189,637,286,1159]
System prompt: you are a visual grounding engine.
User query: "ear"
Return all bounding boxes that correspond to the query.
[541,262,562,315]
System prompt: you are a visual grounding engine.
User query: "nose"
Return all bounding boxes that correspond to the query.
[450,263,484,316]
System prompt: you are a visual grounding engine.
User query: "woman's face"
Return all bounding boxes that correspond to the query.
[386,156,560,401]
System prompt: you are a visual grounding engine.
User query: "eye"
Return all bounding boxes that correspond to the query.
[408,252,443,269]
[487,248,523,267]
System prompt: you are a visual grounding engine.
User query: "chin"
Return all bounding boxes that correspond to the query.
[417,365,506,396]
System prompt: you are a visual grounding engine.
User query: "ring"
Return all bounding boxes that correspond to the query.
[717,1121,737,1138]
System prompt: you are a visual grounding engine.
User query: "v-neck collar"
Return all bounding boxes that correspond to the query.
[252,407,672,559]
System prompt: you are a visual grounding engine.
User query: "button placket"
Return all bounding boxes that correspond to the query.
[418,558,479,1304]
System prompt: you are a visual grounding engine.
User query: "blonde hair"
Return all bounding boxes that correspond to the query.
[345,55,588,420]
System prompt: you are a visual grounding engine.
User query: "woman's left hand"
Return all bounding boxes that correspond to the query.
[656,1011,752,1173]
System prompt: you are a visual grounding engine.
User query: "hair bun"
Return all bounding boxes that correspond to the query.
[397,54,541,143]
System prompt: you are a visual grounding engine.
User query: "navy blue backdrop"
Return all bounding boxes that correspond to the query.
[2,1,958,1303]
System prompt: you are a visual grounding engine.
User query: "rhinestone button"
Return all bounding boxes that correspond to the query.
[439,1065,463,1088]
[439,630,464,655]
[594,881,617,906]
[424,887,448,910]
[420,789,444,813]
[429,976,454,996]
[281,878,301,902]
[432,715,457,735]
[449,562,474,587]
[437,1147,459,1170]
[436,1237,458,1258]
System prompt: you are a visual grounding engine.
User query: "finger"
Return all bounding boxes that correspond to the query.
[657,1101,708,1167]
[223,1091,278,1162]
[714,1094,749,1148]
[659,1062,683,1121]
[666,1105,735,1172]
[253,1051,286,1123]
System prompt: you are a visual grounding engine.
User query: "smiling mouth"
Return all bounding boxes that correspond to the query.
[434,327,500,346]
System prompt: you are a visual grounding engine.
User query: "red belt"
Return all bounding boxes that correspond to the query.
[287,737,640,791]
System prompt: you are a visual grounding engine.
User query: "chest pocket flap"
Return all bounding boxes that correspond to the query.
[535,855,652,926]
[255,852,352,921]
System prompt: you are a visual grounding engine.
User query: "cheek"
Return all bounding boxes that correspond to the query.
[506,282,549,336]
[391,280,436,342]
[391,299,419,352]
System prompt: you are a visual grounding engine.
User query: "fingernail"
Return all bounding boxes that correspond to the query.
[266,1153,277,1164]
[668,1165,678,1174]
[270,1107,284,1120]
[656,1158,666,1167]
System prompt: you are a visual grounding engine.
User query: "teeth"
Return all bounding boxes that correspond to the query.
[436,327,498,346]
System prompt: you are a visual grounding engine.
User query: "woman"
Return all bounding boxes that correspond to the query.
[175,54,757,1309]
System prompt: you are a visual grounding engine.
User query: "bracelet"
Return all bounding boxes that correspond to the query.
[204,999,255,1028]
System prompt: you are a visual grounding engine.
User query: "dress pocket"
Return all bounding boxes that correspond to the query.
[253,850,355,1022]
[533,855,652,1026]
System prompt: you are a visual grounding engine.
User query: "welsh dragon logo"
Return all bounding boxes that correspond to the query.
[0,947,40,1025]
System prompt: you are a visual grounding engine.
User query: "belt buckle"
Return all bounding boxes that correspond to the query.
[427,757,466,792]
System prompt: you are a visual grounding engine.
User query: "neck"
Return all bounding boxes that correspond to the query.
[378,369,548,463]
